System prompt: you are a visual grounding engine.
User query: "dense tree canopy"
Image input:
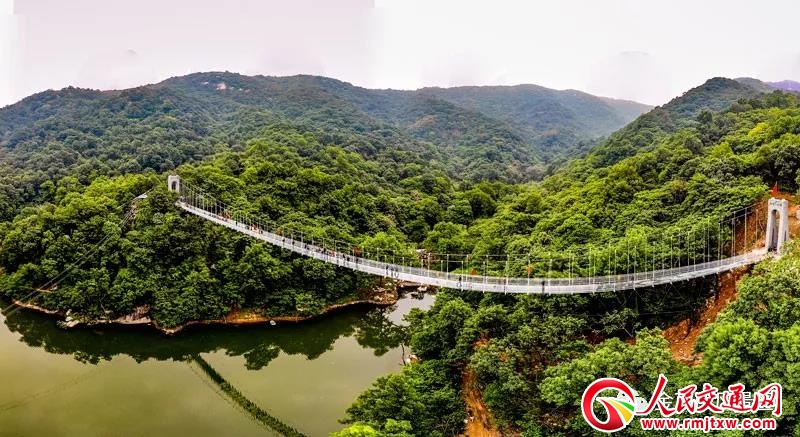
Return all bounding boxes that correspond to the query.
[2,73,800,435]
[338,89,800,435]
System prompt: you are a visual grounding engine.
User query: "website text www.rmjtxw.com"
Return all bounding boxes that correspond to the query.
[640,416,777,432]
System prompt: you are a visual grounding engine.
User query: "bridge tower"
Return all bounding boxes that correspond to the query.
[167,175,181,194]
[766,197,790,253]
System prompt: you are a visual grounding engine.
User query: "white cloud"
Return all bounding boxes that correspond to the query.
[0,0,17,108]
[585,51,672,105]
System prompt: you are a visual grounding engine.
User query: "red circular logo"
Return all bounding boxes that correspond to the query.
[581,378,638,433]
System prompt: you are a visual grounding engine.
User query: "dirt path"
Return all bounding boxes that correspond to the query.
[461,339,502,437]
[462,368,501,437]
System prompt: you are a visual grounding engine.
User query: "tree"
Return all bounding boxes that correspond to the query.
[696,318,771,388]
[444,198,473,224]
[422,222,469,255]
[464,189,496,218]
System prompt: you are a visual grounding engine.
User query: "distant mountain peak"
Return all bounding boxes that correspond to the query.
[660,77,763,117]
[735,77,800,94]
[768,80,800,92]
[586,76,777,168]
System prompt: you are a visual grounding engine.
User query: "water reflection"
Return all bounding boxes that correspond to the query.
[0,300,408,369]
[0,295,431,436]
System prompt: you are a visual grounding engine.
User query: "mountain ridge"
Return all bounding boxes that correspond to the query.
[584,77,779,168]
[1,73,784,197]
[1,71,652,184]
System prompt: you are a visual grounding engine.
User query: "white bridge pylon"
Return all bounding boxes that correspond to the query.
[766,198,790,253]
[169,176,781,295]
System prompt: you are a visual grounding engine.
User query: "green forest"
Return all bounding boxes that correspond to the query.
[2,73,800,435]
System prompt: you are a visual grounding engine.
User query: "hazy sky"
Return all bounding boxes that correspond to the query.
[1,0,799,107]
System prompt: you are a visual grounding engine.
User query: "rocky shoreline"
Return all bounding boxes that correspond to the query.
[157,293,399,334]
[10,288,401,335]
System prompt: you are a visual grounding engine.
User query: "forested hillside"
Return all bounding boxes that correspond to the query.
[335,89,800,435]
[588,77,768,167]
[0,125,449,328]
[0,72,650,219]
[415,84,648,157]
[1,73,799,435]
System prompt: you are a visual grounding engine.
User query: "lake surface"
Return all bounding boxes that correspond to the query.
[0,293,435,437]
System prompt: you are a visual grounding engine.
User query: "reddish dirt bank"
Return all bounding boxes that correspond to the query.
[461,339,502,437]
[663,266,749,365]
[665,193,797,365]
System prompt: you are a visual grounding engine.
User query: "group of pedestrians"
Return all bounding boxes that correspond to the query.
[384,265,400,279]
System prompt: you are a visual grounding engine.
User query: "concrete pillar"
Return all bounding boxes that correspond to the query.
[766,198,790,253]
[168,175,181,194]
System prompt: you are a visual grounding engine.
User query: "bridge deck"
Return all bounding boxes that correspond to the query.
[177,202,770,294]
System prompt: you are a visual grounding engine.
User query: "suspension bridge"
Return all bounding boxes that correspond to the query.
[169,176,790,295]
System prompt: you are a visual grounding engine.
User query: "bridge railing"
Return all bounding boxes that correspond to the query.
[177,201,769,294]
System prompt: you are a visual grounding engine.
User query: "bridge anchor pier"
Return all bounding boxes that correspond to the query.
[766,198,790,254]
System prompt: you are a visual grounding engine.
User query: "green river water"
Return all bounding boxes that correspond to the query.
[0,294,435,437]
